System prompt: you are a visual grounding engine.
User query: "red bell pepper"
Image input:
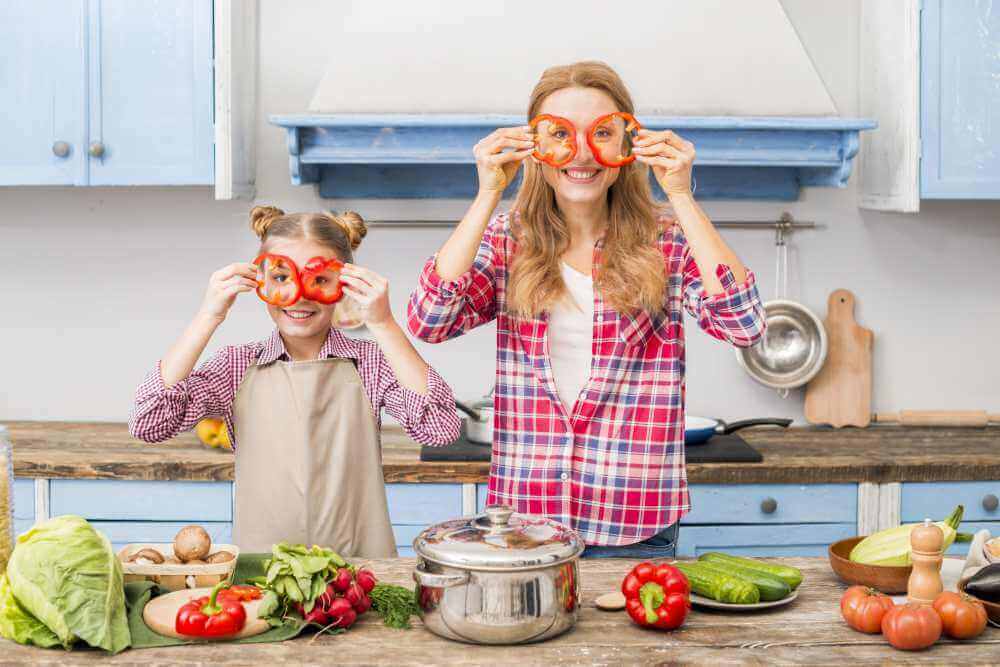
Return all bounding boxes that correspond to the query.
[530,114,577,168]
[300,256,345,304]
[587,112,642,168]
[217,584,263,603]
[621,562,690,630]
[254,253,302,307]
[175,582,248,638]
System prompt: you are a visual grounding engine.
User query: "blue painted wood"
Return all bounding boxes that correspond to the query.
[901,481,1000,522]
[385,483,464,524]
[944,521,1000,556]
[270,114,875,201]
[921,0,1000,198]
[0,1,87,185]
[676,523,857,558]
[14,519,34,539]
[88,521,232,553]
[391,523,425,550]
[477,484,488,512]
[12,479,34,520]
[87,0,214,185]
[50,480,233,522]
[682,484,857,525]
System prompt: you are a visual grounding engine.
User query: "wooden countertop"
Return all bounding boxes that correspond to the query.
[5,420,1000,484]
[4,557,1000,665]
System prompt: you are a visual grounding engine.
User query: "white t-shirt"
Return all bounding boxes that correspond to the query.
[547,263,595,414]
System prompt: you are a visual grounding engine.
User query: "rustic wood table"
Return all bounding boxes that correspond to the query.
[4,557,1000,665]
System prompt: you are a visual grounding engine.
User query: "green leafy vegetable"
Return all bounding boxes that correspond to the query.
[0,573,61,648]
[257,542,347,626]
[370,583,420,629]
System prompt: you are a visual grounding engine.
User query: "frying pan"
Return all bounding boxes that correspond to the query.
[685,416,792,445]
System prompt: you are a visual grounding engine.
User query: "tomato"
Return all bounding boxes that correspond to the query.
[881,603,942,651]
[933,591,987,639]
[840,585,896,634]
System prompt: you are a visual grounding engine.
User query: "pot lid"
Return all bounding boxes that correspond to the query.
[413,505,584,570]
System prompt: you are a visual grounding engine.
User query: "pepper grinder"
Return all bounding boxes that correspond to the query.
[907,518,943,605]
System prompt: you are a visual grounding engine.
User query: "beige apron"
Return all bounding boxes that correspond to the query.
[231,357,397,558]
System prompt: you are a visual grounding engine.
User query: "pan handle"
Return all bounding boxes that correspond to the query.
[720,418,792,435]
[455,400,482,421]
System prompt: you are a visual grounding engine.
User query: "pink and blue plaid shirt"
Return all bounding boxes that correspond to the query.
[407,213,766,546]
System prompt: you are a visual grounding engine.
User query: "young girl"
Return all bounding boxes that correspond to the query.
[130,206,460,557]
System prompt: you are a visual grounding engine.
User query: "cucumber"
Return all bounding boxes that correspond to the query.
[693,561,790,601]
[699,552,803,590]
[674,561,760,605]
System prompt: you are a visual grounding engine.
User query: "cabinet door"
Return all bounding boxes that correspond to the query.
[87,0,213,185]
[0,1,87,185]
[921,0,1000,198]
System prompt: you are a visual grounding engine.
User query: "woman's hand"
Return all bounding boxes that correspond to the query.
[198,262,258,323]
[340,264,394,329]
[473,126,535,194]
[632,129,695,197]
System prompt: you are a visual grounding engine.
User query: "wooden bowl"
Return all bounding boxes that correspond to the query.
[959,578,1000,625]
[828,536,911,594]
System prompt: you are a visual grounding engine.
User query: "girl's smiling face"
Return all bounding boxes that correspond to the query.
[535,86,622,205]
[261,238,341,340]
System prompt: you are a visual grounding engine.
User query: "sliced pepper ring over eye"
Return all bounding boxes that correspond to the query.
[587,112,642,168]
[300,256,345,305]
[529,114,577,168]
[254,253,302,308]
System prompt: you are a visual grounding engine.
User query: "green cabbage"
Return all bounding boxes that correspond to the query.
[0,573,61,648]
[3,515,130,653]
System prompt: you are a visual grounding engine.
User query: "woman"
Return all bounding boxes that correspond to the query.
[408,62,765,557]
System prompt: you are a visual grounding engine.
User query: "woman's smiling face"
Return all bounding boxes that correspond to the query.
[535,86,622,205]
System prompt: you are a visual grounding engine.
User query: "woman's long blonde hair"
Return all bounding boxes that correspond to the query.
[509,61,666,318]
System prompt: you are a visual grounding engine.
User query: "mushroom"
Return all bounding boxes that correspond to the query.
[125,548,165,565]
[205,551,235,564]
[173,525,212,562]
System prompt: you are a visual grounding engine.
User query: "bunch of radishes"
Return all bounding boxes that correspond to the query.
[295,566,377,630]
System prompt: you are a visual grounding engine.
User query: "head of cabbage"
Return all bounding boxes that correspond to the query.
[0,515,130,653]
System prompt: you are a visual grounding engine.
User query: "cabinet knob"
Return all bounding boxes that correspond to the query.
[760,497,778,514]
[983,494,998,512]
[52,141,71,158]
[88,141,105,158]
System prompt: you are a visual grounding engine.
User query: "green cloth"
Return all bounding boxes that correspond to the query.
[125,553,305,649]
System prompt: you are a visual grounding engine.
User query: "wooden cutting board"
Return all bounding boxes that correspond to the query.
[804,289,873,427]
[143,587,270,640]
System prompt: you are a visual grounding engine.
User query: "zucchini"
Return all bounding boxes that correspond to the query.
[693,561,790,601]
[698,552,803,590]
[674,561,760,605]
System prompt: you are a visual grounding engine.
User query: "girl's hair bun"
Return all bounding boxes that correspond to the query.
[250,205,286,239]
[335,211,368,251]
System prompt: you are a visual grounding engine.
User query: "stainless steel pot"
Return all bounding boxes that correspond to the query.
[455,386,494,445]
[412,505,584,645]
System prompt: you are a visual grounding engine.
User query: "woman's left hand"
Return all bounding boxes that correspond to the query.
[340,264,393,328]
[632,129,695,197]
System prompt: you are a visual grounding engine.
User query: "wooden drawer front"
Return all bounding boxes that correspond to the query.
[13,479,34,519]
[386,484,463,525]
[902,482,1000,523]
[50,480,232,522]
[682,484,857,525]
[676,523,857,558]
[90,521,232,553]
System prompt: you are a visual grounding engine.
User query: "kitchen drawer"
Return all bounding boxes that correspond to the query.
[944,521,1000,557]
[392,524,424,559]
[13,478,34,519]
[386,484,463,525]
[902,482,1000,522]
[682,484,857,525]
[89,521,232,553]
[676,523,857,558]
[50,480,232,522]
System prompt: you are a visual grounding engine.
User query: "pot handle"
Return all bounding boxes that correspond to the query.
[455,400,482,421]
[720,418,792,435]
[413,565,469,589]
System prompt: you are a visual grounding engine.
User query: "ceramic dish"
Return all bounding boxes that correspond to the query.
[690,589,798,611]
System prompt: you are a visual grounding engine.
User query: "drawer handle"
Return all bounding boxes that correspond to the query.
[88,141,106,158]
[983,494,999,512]
[760,497,778,514]
[52,141,71,158]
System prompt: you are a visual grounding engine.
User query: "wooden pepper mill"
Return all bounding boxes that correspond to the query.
[907,518,944,605]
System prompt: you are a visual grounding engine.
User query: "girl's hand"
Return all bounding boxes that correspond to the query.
[632,129,695,197]
[198,262,258,322]
[340,265,393,329]
[473,126,535,194]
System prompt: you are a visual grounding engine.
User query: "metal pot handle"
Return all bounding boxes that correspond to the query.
[413,565,469,589]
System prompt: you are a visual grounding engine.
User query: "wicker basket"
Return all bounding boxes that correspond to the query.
[117,543,240,592]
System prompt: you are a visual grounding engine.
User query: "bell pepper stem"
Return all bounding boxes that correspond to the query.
[945,505,964,530]
[201,581,232,616]
[639,582,665,625]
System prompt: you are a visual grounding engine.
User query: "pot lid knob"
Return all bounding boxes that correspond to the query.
[484,505,514,527]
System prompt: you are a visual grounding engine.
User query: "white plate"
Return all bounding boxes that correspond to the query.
[690,589,798,611]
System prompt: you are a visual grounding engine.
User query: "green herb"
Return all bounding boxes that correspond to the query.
[370,583,420,629]
[257,542,347,626]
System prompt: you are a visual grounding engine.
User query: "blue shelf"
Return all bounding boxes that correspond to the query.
[270,114,875,201]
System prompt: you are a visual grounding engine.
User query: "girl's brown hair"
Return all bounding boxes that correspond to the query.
[249,206,367,262]
[509,61,666,318]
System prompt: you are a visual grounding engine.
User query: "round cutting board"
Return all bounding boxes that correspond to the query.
[143,587,270,640]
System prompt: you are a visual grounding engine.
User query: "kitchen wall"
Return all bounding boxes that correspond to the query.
[2,0,998,423]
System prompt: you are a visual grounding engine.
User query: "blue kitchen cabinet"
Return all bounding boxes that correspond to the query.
[12,478,35,538]
[0,0,214,186]
[902,481,1000,555]
[921,0,1000,198]
[386,483,464,557]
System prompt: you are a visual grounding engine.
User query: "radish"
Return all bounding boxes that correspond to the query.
[355,567,377,594]
[326,597,357,628]
[345,582,365,610]
[353,592,372,615]
[331,567,353,593]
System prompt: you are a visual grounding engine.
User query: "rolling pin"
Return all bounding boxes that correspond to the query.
[873,410,1000,427]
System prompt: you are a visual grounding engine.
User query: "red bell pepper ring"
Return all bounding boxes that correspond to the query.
[587,112,642,168]
[175,582,248,638]
[621,561,690,630]
[529,114,577,168]
[217,584,263,603]
[300,256,345,305]
[254,253,302,307]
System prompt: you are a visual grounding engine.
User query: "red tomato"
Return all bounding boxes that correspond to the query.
[881,603,942,651]
[840,586,896,634]
[933,591,988,639]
